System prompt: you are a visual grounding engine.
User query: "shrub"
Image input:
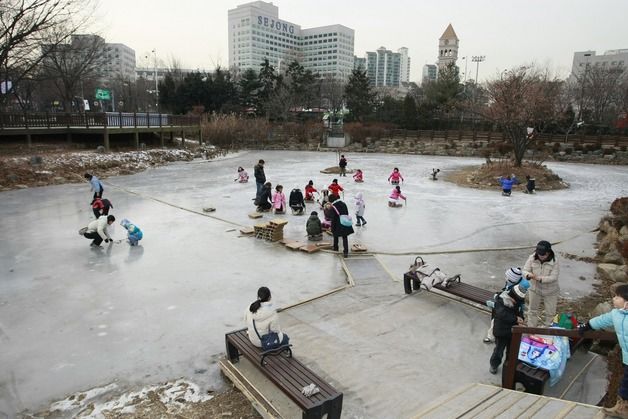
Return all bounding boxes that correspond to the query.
[201,114,269,148]
[565,147,573,155]
[552,142,561,153]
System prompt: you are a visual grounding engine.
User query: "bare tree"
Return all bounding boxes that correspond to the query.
[475,66,561,166]
[40,33,105,111]
[320,75,345,124]
[583,65,626,125]
[0,0,93,110]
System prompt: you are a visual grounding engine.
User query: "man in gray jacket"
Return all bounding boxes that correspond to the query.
[84,215,115,246]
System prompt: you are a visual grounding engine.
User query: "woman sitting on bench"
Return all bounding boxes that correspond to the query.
[245,286,290,349]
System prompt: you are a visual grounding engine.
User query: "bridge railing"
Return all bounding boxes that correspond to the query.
[0,112,200,129]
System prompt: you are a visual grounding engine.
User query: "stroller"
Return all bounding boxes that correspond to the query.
[404,256,461,293]
[289,188,305,215]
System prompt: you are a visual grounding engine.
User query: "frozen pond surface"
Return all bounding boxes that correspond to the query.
[0,150,626,416]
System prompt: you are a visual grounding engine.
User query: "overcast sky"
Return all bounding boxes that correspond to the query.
[92,0,628,82]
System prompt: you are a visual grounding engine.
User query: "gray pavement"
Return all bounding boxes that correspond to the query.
[0,150,625,417]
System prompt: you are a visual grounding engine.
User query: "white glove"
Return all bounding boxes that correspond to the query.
[301,383,320,397]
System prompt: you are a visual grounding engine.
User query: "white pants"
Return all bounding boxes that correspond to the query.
[526,289,558,327]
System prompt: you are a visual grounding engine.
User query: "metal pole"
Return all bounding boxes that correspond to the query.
[577,53,592,122]
[463,56,468,84]
[153,49,159,113]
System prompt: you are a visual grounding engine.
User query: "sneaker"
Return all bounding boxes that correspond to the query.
[356,223,362,227]
[489,366,498,375]
[362,221,367,226]
[483,337,493,344]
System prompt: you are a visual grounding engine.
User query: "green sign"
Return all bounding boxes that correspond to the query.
[95,88,111,100]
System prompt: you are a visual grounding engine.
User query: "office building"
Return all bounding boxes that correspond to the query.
[228,1,355,80]
[571,49,628,78]
[422,64,437,85]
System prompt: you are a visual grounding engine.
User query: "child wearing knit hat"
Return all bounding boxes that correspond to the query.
[489,282,528,375]
[484,267,529,343]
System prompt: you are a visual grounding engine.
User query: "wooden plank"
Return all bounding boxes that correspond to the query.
[568,405,606,419]
[493,395,548,419]
[269,218,288,226]
[239,227,255,235]
[417,384,502,419]
[248,212,263,219]
[527,399,572,418]
[299,244,320,253]
[461,390,527,419]
[315,242,333,249]
[286,242,305,250]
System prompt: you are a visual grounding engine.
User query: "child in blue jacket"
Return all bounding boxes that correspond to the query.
[580,284,628,417]
[497,174,518,196]
[120,219,143,246]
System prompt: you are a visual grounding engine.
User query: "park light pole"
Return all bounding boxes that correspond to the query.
[462,56,468,84]
[577,53,592,122]
[152,49,159,113]
[472,55,485,84]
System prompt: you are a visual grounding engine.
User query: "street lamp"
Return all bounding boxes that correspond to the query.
[461,56,468,83]
[577,53,592,122]
[152,49,159,113]
[472,55,485,84]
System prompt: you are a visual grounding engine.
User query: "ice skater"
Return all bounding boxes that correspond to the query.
[256,182,273,212]
[338,154,348,177]
[120,219,143,246]
[497,174,518,196]
[91,197,113,219]
[525,175,536,194]
[272,184,286,214]
[84,173,103,199]
[289,188,305,215]
[388,168,404,185]
[82,214,115,247]
[304,180,317,201]
[254,159,266,200]
[306,211,323,241]
[388,185,406,207]
[235,167,249,183]
[354,192,367,226]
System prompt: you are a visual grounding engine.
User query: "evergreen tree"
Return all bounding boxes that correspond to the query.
[344,69,374,121]
[239,68,261,112]
[402,94,418,129]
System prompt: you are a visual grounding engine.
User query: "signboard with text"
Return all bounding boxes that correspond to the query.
[95,88,111,100]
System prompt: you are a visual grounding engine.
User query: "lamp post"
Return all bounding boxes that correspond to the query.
[462,56,468,84]
[472,55,485,84]
[577,53,592,122]
[152,49,159,113]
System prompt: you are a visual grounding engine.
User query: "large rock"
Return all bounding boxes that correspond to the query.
[591,302,613,318]
[620,225,628,240]
[611,265,628,283]
[598,263,620,281]
[598,227,619,253]
[603,248,625,264]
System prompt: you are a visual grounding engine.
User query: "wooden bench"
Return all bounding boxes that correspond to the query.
[403,271,494,306]
[225,328,343,419]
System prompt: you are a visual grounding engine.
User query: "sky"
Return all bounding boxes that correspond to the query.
[91,0,628,82]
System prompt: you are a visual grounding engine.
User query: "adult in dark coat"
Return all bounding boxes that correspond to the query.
[329,194,354,257]
[256,182,272,212]
[254,159,266,199]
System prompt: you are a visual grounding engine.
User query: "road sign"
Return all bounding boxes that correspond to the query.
[95,88,111,100]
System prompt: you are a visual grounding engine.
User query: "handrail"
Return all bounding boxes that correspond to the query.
[503,325,617,390]
[0,112,200,129]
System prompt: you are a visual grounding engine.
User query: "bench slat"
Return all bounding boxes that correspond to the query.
[227,330,340,409]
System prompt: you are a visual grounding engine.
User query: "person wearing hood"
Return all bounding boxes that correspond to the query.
[245,287,289,348]
[579,284,628,417]
[523,240,560,327]
[329,194,354,257]
[256,182,272,212]
[497,174,518,196]
[354,192,367,226]
[306,211,322,241]
[489,282,528,375]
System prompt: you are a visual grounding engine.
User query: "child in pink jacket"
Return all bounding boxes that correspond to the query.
[272,184,286,213]
[388,185,406,207]
[388,167,404,185]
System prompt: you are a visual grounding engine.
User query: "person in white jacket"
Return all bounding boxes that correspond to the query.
[245,287,289,348]
[83,215,115,246]
[523,240,560,327]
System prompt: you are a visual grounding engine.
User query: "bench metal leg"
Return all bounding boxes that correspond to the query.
[327,394,343,419]
[302,405,323,419]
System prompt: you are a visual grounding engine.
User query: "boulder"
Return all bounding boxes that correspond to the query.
[96,145,106,154]
[603,248,625,264]
[591,301,613,318]
[611,265,628,283]
[620,225,628,240]
[598,263,620,281]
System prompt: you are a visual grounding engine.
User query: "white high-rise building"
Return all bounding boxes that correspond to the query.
[398,47,411,83]
[228,1,354,80]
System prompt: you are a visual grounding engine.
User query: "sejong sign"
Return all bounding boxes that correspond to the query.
[257,16,294,34]
[95,88,111,100]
